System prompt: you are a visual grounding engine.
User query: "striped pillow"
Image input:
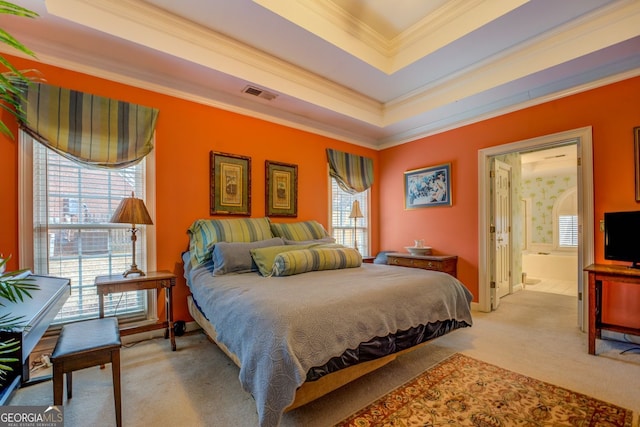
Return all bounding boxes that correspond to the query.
[250,244,317,277]
[188,217,273,267]
[270,220,330,241]
[272,247,362,277]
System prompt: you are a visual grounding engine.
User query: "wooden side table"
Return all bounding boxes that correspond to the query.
[386,253,458,278]
[94,271,177,351]
[584,264,640,355]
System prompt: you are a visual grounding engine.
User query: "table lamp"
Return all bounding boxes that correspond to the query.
[110,192,153,277]
[349,199,364,251]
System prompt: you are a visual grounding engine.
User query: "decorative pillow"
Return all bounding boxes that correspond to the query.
[283,237,336,245]
[270,220,330,241]
[187,217,273,267]
[250,244,318,277]
[211,237,284,276]
[272,247,362,277]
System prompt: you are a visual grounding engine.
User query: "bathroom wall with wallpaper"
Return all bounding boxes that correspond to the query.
[521,173,576,245]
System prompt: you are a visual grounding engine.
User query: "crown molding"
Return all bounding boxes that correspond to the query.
[45,0,383,125]
[384,0,640,125]
[378,67,640,151]
[255,0,526,74]
[43,0,640,130]
[391,0,527,72]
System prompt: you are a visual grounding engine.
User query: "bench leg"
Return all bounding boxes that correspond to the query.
[53,364,63,405]
[112,349,122,427]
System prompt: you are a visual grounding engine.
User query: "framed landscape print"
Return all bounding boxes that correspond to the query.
[210,151,251,215]
[265,160,297,217]
[404,163,452,209]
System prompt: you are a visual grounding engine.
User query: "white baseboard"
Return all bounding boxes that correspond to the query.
[119,321,202,346]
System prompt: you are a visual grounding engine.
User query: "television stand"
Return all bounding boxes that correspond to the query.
[584,264,640,355]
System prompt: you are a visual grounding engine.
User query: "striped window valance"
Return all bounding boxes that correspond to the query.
[19,82,159,169]
[326,148,374,194]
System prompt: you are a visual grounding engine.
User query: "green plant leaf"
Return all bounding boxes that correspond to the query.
[0,313,25,331]
[0,1,39,140]
[0,1,38,18]
[0,338,20,378]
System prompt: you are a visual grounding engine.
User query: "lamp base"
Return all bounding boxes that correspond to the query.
[123,266,145,277]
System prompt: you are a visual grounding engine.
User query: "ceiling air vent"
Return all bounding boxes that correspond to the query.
[242,85,278,101]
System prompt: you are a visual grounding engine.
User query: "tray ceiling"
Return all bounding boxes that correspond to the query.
[3,0,640,148]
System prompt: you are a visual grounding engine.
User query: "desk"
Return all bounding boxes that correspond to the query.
[95,271,176,351]
[584,264,640,355]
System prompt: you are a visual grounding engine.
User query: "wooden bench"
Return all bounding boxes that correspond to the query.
[51,318,122,427]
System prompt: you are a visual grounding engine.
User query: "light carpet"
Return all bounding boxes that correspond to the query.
[336,353,633,427]
[8,290,640,426]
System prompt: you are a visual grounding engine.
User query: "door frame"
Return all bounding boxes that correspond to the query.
[477,127,594,331]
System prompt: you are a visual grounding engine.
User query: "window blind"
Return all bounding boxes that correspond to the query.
[32,139,148,323]
[330,178,369,255]
[558,215,578,247]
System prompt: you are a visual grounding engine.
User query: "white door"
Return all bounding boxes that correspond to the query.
[492,159,511,309]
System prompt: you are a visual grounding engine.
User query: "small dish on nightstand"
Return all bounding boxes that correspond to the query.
[405,246,432,256]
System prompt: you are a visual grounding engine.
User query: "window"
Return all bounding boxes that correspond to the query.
[329,178,369,256]
[20,133,155,325]
[554,187,578,250]
[558,215,578,247]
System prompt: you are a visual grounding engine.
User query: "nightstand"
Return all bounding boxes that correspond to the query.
[362,256,375,264]
[386,253,458,278]
[94,271,177,351]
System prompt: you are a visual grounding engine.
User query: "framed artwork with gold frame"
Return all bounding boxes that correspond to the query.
[210,151,251,215]
[265,160,297,217]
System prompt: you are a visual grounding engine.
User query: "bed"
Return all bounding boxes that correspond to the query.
[183,217,473,427]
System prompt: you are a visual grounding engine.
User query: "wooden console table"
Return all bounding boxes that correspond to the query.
[584,264,640,355]
[95,271,176,351]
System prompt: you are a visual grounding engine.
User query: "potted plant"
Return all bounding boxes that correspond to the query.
[0,1,40,382]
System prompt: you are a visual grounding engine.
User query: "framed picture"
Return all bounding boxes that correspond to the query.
[265,160,298,217]
[210,151,251,215]
[404,163,452,209]
[635,127,640,202]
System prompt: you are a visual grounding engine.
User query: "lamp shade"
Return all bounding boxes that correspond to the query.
[349,200,364,219]
[110,192,153,226]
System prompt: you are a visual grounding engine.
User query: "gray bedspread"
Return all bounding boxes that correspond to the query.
[186,258,473,427]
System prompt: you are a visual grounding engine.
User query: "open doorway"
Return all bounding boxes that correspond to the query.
[520,145,578,297]
[477,127,594,331]
[486,145,578,305]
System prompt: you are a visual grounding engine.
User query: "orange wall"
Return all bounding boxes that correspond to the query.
[0,56,380,322]
[380,75,640,319]
[2,55,640,324]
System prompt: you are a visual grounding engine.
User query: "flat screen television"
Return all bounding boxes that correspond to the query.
[604,210,640,268]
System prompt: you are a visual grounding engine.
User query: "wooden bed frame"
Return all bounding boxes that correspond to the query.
[187,296,427,410]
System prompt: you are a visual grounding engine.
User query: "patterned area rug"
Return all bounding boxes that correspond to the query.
[335,353,633,427]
